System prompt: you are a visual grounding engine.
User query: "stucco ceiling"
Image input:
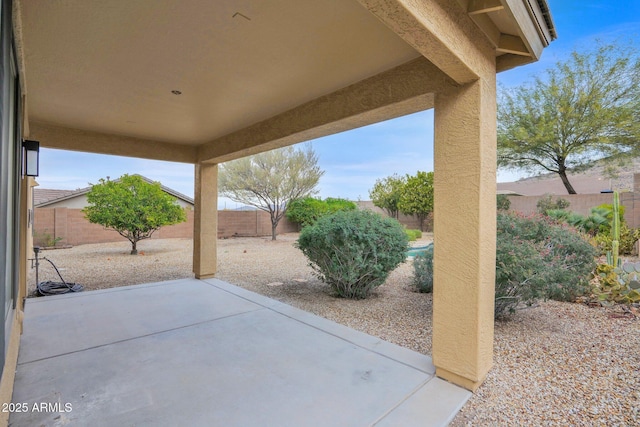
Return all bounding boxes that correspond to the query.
[20,0,422,145]
[19,0,555,157]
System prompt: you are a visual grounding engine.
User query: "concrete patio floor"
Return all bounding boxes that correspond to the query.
[10,278,470,426]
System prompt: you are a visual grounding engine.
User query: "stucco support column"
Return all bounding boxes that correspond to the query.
[193,162,218,279]
[432,76,496,391]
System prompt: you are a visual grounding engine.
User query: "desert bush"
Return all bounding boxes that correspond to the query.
[591,223,640,255]
[405,229,422,241]
[413,213,597,317]
[494,233,548,316]
[324,197,357,214]
[497,213,597,303]
[412,244,434,293]
[286,197,356,228]
[536,194,570,215]
[297,210,408,299]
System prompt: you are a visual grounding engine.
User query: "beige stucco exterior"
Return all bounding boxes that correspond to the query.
[1,0,556,403]
[0,176,35,425]
[193,163,218,279]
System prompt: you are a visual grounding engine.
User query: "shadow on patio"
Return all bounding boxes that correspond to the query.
[11,278,469,426]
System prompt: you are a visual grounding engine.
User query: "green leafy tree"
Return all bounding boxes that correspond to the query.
[219,144,324,240]
[83,174,187,255]
[498,43,640,194]
[369,174,405,219]
[397,171,434,231]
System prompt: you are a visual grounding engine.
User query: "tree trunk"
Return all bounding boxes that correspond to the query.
[558,169,577,194]
[131,240,138,255]
[271,222,277,241]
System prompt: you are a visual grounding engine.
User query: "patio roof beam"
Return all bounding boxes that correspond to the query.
[357,0,494,85]
[467,0,504,15]
[497,34,530,56]
[197,57,453,164]
[28,122,198,163]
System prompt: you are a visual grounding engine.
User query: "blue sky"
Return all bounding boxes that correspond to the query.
[36,1,640,207]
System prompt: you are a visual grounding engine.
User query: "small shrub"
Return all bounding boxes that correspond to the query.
[33,229,62,247]
[591,223,640,255]
[405,229,422,241]
[496,194,511,211]
[412,245,433,293]
[297,210,408,299]
[536,194,570,215]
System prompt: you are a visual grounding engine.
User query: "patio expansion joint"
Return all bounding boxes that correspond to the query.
[204,279,435,376]
[370,377,433,425]
[17,307,265,366]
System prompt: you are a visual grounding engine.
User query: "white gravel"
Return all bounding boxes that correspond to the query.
[27,234,640,426]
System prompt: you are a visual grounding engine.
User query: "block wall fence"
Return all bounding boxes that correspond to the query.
[33,208,299,247]
[41,188,638,248]
[506,191,640,229]
[33,203,430,247]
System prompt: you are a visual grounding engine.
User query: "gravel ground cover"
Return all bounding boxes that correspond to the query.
[27,235,640,426]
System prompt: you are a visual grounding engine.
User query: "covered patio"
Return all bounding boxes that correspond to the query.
[11,278,469,426]
[1,1,556,425]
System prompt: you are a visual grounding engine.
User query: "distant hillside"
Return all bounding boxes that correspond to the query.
[497,158,640,196]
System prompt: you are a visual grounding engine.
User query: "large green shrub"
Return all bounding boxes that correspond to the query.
[405,229,422,241]
[297,210,408,299]
[497,213,597,304]
[286,197,356,228]
[324,197,357,214]
[412,213,597,317]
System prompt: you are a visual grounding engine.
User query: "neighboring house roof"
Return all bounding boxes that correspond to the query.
[34,175,194,208]
[496,190,523,196]
[33,188,77,206]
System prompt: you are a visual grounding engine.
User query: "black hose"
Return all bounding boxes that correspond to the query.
[37,258,84,296]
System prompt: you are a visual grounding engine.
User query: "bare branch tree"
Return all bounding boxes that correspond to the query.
[219,144,324,240]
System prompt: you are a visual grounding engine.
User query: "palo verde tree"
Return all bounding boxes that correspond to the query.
[398,171,434,231]
[497,42,640,194]
[369,174,406,219]
[83,174,187,255]
[219,144,324,240]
